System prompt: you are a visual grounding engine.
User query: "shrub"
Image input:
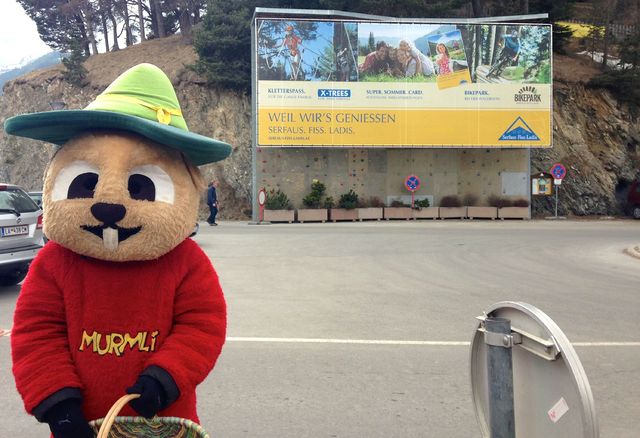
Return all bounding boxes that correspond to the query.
[367,196,385,208]
[323,196,335,209]
[439,195,462,207]
[414,198,431,208]
[389,199,409,207]
[338,190,359,209]
[265,189,292,210]
[302,180,327,208]
[487,195,513,208]
[589,69,640,109]
[462,193,479,206]
[512,198,530,207]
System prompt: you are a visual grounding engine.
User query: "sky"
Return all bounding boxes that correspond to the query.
[357,23,441,43]
[0,0,51,68]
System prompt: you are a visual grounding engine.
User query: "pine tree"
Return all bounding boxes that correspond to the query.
[62,41,89,86]
[191,0,254,91]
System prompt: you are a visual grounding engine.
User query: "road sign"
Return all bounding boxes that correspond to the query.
[550,163,567,181]
[471,301,598,438]
[404,175,421,192]
[404,175,421,209]
[554,178,563,185]
[258,188,267,222]
[258,188,267,206]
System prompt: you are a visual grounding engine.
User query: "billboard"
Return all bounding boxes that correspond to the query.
[255,19,552,148]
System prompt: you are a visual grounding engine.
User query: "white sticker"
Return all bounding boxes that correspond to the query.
[548,397,569,423]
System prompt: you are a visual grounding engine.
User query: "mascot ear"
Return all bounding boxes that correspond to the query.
[181,153,206,192]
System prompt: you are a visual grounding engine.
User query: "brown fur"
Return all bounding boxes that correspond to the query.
[43,131,203,261]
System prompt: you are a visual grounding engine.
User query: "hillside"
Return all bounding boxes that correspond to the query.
[532,52,639,216]
[0,35,252,220]
[0,35,639,218]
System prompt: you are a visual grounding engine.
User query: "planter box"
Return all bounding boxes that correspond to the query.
[384,207,413,220]
[467,206,498,220]
[439,207,466,219]
[498,206,529,219]
[358,207,383,221]
[264,209,295,223]
[412,207,439,220]
[330,208,358,222]
[297,208,328,223]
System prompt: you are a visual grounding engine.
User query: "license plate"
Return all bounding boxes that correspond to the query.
[1,225,29,237]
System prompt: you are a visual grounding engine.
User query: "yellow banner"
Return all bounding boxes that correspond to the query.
[259,108,551,147]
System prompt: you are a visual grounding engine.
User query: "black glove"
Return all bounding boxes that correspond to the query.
[43,398,93,438]
[126,375,167,418]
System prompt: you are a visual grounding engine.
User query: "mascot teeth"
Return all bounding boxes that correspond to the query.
[103,227,119,250]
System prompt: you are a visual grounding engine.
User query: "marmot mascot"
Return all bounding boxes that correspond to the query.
[4,63,231,438]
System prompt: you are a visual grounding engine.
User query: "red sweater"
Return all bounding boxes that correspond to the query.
[11,239,226,423]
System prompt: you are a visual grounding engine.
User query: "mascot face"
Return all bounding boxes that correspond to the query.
[42,131,203,261]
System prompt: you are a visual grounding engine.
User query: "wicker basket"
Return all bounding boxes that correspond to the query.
[89,394,210,438]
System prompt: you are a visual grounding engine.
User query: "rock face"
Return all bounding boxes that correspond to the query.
[532,80,639,216]
[1,44,638,218]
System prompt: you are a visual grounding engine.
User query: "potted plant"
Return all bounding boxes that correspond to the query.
[498,197,530,219]
[465,193,497,220]
[358,196,384,221]
[384,199,413,220]
[439,195,465,219]
[297,180,328,223]
[330,189,359,222]
[412,197,439,220]
[263,188,295,223]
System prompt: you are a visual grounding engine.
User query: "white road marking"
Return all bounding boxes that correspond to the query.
[2,330,638,347]
[228,337,469,345]
[227,337,640,347]
[572,342,640,347]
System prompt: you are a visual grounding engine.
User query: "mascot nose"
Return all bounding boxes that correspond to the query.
[91,202,126,225]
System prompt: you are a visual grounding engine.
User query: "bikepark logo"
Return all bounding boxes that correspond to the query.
[499,116,540,141]
[514,86,541,103]
[318,89,351,98]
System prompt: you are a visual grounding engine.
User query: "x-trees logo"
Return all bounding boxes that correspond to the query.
[514,86,541,103]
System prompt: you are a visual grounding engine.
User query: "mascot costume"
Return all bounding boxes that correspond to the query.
[5,63,231,437]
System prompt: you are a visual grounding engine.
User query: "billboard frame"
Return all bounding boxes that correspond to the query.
[251,8,550,220]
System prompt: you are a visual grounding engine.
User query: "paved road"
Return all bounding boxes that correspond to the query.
[1,219,639,437]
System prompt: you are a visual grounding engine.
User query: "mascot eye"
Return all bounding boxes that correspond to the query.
[52,161,100,201]
[68,173,99,199]
[128,165,174,204]
[128,174,156,201]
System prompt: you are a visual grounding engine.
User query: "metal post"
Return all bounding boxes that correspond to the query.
[250,17,258,222]
[555,185,559,218]
[485,317,516,438]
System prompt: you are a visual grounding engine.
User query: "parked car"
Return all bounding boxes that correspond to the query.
[28,190,43,208]
[0,184,45,286]
[628,179,640,219]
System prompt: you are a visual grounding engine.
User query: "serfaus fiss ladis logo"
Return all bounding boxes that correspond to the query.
[514,85,541,103]
[499,116,540,141]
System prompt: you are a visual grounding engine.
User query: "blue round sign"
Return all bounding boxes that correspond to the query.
[550,163,567,180]
[404,175,421,192]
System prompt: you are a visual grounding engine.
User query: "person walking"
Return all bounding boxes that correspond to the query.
[207,180,219,226]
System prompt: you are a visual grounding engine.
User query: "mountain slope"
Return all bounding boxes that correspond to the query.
[0,52,62,95]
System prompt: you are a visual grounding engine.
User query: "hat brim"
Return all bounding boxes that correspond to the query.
[4,110,232,166]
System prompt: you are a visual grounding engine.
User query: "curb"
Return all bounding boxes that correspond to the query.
[623,245,640,260]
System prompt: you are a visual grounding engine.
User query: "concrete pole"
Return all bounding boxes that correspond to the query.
[485,317,516,438]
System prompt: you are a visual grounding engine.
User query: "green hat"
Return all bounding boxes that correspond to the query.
[3,63,232,166]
